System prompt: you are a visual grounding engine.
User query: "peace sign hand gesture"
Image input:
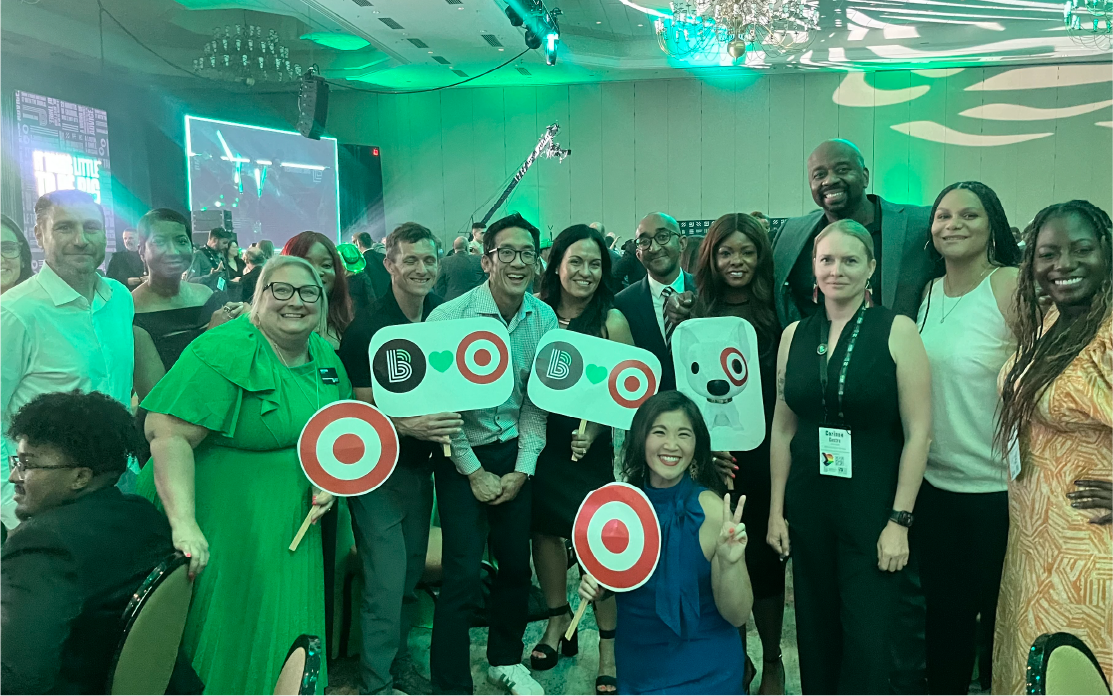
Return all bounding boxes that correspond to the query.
[715,493,748,565]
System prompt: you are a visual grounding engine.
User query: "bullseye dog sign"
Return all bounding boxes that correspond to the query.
[672,316,766,451]
[368,317,514,417]
[528,329,662,430]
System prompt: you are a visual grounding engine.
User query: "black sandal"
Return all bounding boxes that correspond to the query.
[595,628,617,694]
[530,604,579,671]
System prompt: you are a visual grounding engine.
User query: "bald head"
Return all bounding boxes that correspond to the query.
[807,139,870,219]
[453,236,467,252]
[637,213,680,237]
[634,212,684,283]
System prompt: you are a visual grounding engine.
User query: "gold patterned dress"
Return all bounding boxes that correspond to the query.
[993,312,1112,694]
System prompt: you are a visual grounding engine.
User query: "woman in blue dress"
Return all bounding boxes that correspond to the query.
[579,391,754,694]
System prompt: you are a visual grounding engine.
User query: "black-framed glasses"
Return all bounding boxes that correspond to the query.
[0,241,21,259]
[490,247,538,265]
[263,282,322,303]
[8,455,78,476]
[635,230,680,250]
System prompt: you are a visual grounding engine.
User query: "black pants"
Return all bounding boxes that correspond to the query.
[790,519,901,694]
[430,439,532,694]
[915,481,1009,695]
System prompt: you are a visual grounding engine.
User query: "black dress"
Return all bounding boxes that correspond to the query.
[782,305,904,695]
[531,319,615,538]
[133,291,227,370]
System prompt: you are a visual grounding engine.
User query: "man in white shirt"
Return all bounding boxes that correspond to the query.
[1,189,135,531]
[613,212,693,392]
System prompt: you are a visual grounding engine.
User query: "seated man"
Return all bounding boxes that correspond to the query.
[1,390,176,694]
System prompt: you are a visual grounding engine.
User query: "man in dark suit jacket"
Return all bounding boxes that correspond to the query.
[772,139,934,327]
[1,391,180,695]
[613,212,695,392]
[353,231,392,300]
[435,236,487,301]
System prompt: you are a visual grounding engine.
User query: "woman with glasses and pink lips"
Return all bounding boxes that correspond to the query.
[134,255,352,694]
[1,214,34,295]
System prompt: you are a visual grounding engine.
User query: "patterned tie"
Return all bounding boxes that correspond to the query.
[661,286,676,348]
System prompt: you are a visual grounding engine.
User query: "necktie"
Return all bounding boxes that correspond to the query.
[661,286,676,347]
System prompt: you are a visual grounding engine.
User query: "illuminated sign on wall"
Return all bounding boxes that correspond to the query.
[14,90,115,266]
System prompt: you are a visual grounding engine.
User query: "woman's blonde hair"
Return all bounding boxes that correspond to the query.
[248,255,329,334]
[813,219,875,262]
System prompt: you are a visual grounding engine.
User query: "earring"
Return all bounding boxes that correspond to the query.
[688,461,699,479]
[864,280,875,308]
[924,238,931,251]
[990,234,997,262]
[811,282,819,304]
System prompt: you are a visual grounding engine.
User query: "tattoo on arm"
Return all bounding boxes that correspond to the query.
[777,372,786,402]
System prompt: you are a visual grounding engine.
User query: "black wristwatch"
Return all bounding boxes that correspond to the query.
[889,510,914,528]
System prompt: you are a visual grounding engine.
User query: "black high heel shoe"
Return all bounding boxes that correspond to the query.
[595,628,618,694]
[530,604,579,671]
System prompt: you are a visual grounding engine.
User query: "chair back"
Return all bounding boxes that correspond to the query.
[273,634,321,695]
[107,553,193,695]
[1027,632,1111,695]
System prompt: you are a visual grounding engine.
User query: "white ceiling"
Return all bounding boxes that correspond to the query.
[1,0,1109,91]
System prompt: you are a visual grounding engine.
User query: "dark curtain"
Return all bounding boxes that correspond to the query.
[338,143,385,242]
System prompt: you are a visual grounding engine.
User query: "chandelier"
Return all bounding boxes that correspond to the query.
[1064,0,1112,49]
[649,0,819,60]
[193,25,303,86]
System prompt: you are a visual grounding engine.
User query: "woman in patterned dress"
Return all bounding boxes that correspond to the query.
[994,200,1112,694]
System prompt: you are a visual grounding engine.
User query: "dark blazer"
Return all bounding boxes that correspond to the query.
[771,196,934,327]
[1,487,175,694]
[435,252,487,301]
[362,248,392,300]
[613,272,696,393]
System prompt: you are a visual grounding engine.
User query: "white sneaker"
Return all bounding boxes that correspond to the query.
[487,664,545,695]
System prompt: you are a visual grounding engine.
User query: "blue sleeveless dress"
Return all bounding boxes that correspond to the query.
[614,475,747,694]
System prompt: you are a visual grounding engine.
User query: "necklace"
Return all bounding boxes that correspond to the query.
[940,266,993,323]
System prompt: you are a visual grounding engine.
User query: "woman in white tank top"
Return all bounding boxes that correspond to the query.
[915,182,1022,695]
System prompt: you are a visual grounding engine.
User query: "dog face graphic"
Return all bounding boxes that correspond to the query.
[680,327,750,402]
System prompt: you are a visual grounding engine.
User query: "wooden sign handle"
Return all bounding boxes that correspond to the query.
[289,510,314,552]
[565,599,589,641]
[443,443,452,458]
[572,418,587,462]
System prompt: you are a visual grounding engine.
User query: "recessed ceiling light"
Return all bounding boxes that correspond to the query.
[498,48,505,51]
[596,21,602,24]
[428,50,434,53]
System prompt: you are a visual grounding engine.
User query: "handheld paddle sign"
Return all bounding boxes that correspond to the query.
[672,317,766,452]
[565,482,662,637]
[368,317,514,417]
[528,329,661,431]
[290,400,399,551]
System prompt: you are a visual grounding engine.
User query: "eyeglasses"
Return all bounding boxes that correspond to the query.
[635,230,679,250]
[263,282,322,303]
[0,241,21,259]
[490,247,538,265]
[8,455,78,476]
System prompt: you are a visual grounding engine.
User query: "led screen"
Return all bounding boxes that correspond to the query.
[186,115,340,247]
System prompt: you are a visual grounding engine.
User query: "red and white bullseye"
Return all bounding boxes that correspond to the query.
[298,400,400,497]
[607,360,657,410]
[572,482,661,592]
[457,330,509,385]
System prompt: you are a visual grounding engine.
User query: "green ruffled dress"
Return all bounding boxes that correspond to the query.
[136,316,352,695]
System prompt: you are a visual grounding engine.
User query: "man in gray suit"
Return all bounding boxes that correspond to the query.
[435,236,486,300]
[772,139,935,327]
[772,138,931,694]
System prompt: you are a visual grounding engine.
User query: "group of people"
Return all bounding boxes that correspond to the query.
[0,137,1109,696]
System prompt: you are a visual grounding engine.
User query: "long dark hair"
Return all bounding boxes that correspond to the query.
[1,214,34,287]
[620,391,724,495]
[538,224,615,338]
[694,213,778,344]
[282,231,353,333]
[995,200,1112,456]
[927,181,1022,276]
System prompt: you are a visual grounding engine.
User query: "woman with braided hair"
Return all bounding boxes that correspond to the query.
[993,199,1112,694]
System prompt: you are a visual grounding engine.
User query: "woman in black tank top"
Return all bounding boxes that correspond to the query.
[767,220,932,694]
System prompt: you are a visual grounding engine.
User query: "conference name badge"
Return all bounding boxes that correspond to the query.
[819,426,852,478]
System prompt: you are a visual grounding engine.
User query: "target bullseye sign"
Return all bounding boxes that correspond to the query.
[572,482,661,592]
[298,400,400,497]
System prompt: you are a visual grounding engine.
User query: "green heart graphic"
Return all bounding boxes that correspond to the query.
[429,350,454,372]
[586,364,608,385]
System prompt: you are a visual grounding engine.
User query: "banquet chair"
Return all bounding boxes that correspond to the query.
[273,634,322,695]
[1027,632,1111,695]
[106,553,193,694]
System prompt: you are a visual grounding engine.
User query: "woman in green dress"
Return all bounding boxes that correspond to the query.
[138,255,352,694]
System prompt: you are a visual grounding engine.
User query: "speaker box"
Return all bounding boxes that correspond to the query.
[297,73,329,140]
[190,209,232,246]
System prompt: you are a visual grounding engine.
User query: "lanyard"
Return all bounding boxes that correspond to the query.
[818,305,866,426]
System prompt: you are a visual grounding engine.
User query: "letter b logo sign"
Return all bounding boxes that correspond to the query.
[373,339,427,393]
[534,341,583,390]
